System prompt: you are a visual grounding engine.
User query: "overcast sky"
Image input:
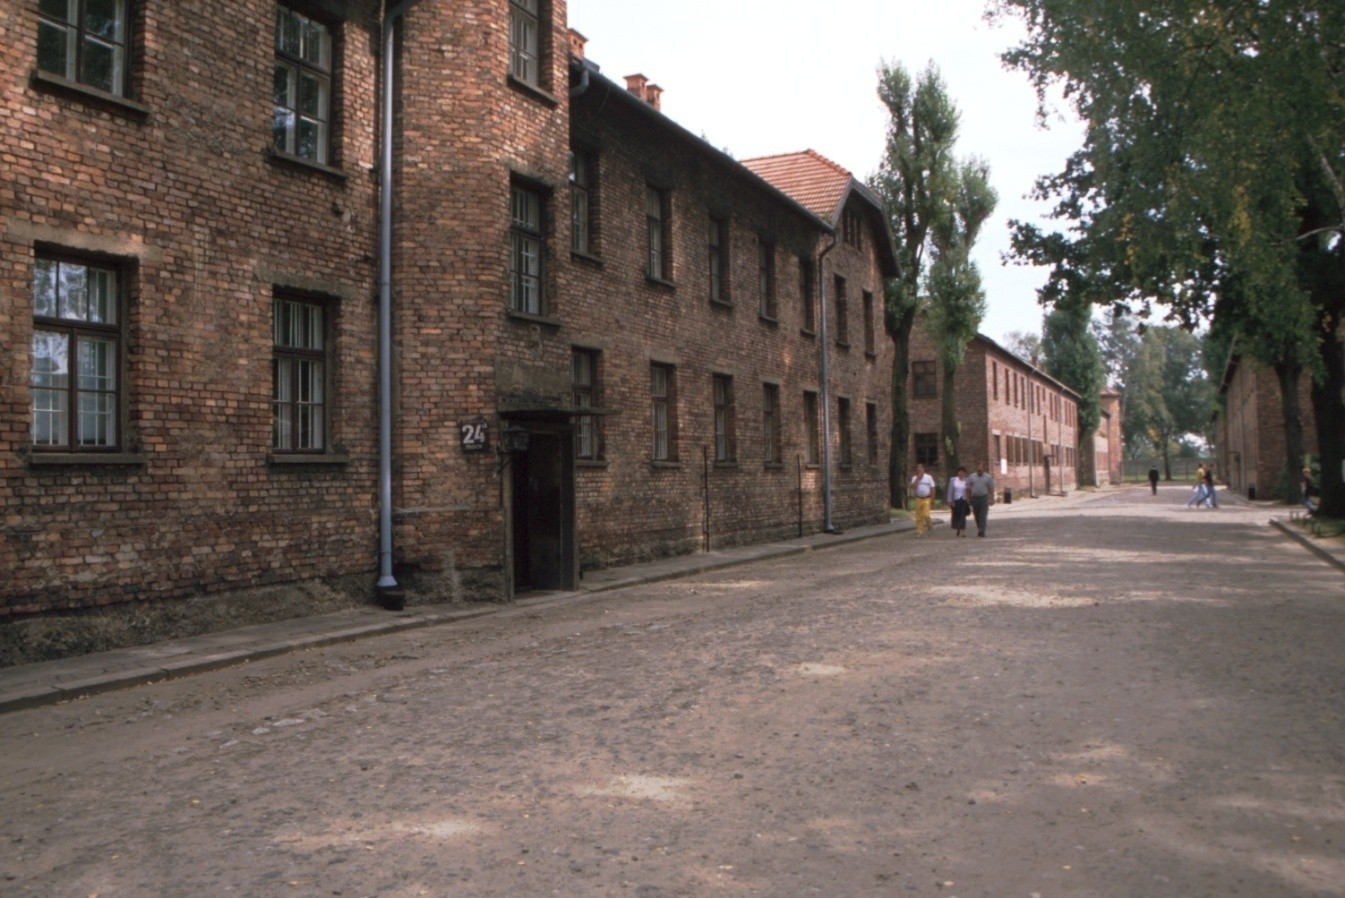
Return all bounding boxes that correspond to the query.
[567,0,1086,345]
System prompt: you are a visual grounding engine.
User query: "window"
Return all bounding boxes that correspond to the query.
[992,362,999,400]
[713,374,735,463]
[833,275,849,345]
[651,363,676,461]
[272,295,329,453]
[708,216,729,304]
[912,360,937,398]
[758,238,776,320]
[866,402,879,465]
[993,434,1002,465]
[31,255,123,452]
[842,208,863,248]
[570,149,595,256]
[763,383,782,465]
[799,256,816,333]
[862,290,875,355]
[914,432,939,468]
[838,397,853,468]
[573,348,601,460]
[646,186,671,281]
[273,6,332,164]
[510,183,544,315]
[37,0,130,96]
[509,0,541,85]
[803,391,820,465]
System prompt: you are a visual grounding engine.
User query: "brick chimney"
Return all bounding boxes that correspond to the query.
[623,74,663,110]
[568,28,587,60]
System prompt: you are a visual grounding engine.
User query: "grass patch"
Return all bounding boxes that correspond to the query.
[1295,514,1345,539]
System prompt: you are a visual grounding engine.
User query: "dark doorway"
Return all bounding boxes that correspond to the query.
[509,427,575,592]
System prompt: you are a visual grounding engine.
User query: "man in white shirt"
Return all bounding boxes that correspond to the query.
[909,463,936,536]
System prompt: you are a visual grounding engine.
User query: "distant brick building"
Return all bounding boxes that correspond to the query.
[905,319,1083,498]
[1,1,895,625]
[1094,388,1123,486]
[1214,353,1317,500]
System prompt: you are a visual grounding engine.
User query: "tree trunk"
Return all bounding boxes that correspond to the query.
[1160,432,1172,481]
[1272,362,1305,504]
[1310,313,1345,518]
[940,362,960,481]
[1076,433,1097,487]
[888,309,916,509]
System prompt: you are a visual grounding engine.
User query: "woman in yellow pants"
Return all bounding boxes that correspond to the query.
[909,463,936,536]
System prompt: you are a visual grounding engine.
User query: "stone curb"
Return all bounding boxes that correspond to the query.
[1269,518,1345,578]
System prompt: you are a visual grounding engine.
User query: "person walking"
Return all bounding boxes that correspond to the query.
[1203,464,1218,508]
[966,460,995,537]
[1148,466,1160,495]
[1186,463,1208,508]
[909,464,936,537]
[1302,466,1317,516]
[946,466,970,537]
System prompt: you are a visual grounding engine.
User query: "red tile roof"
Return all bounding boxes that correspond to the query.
[741,150,853,222]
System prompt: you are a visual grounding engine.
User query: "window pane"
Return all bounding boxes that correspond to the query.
[31,331,70,390]
[77,391,116,446]
[40,0,75,19]
[84,0,124,40]
[59,262,88,320]
[274,63,294,107]
[32,388,69,446]
[298,72,325,116]
[37,20,74,78]
[302,20,330,68]
[77,337,116,392]
[276,8,302,55]
[297,119,322,160]
[88,268,116,324]
[34,259,59,318]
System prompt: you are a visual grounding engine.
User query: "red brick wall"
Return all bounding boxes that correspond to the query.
[567,81,892,568]
[906,321,1080,497]
[1220,357,1317,499]
[2,1,383,615]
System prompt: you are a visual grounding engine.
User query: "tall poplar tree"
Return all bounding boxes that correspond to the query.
[869,61,975,506]
[928,159,996,477]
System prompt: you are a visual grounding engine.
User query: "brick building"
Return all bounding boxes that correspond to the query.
[905,319,1082,498]
[1,1,895,628]
[1094,388,1123,486]
[1213,353,1317,500]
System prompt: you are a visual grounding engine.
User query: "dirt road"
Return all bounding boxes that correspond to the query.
[2,486,1342,897]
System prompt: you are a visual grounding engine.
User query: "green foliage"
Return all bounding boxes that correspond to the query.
[1124,326,1215,462]
[994,0,1345,513]
[870,61,984,501]
[1042,304,1105,438]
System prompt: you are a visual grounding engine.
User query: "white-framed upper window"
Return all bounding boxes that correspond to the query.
[510,183,544,315]
[31,255,123,452]
[37,0,130,96]
[509,0,540,85]
[273,6,332,164]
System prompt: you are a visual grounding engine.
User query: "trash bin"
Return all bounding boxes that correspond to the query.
[1003,488,1013,504]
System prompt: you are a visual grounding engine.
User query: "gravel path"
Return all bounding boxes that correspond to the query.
[1,485,1341,897]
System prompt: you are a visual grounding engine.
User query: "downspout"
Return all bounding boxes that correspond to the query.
[817,231,839,533]
[377,0,425,595]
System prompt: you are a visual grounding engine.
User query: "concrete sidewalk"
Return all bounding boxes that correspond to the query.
[0,519,910,714]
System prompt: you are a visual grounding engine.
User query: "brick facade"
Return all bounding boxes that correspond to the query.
[1215,354,1317,500]
[906,320,1082,498]
[2,1,895,622]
